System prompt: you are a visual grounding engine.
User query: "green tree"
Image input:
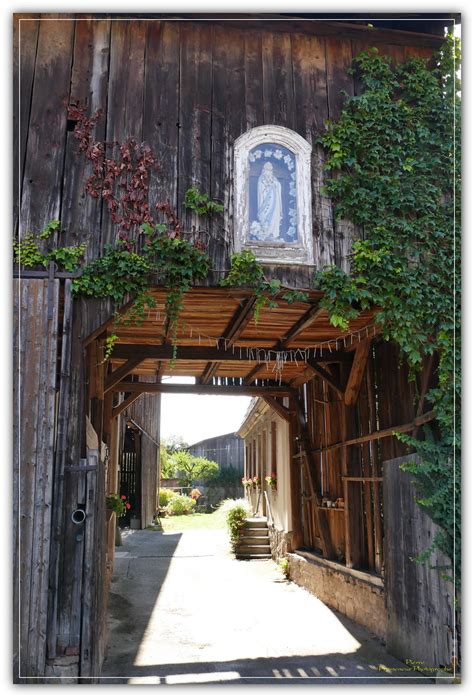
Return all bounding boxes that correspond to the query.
[171,451,220,487]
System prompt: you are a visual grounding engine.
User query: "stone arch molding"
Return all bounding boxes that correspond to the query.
[234,125,313,265]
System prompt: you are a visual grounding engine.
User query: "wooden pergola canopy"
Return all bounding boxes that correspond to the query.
[88,286,377,394]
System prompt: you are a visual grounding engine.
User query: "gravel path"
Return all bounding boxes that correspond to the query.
[100,528,431,684]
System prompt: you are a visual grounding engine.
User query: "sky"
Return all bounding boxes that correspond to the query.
[159,377,252,446]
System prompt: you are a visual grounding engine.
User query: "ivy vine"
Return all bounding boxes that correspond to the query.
[314,35,460,586]
[221,250,309,320]
[14,219,87,271]
[71,223,209,357]
[184,186,224,216]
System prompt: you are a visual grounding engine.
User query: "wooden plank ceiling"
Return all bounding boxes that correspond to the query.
[103,286,377,387]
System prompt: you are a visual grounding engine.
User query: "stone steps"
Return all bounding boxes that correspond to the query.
[235,517,271,560]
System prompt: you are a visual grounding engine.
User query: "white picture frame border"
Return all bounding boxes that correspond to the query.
[234,125,313,265]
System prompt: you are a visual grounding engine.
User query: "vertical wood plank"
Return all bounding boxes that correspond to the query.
[211,26,246,278]
[80,452,97,678]
[292,33,334,268]
[27,279,59,675]
[262,30,295,128]
[384,455,453,667]
[13,15,40,236]
[18,281,42,675]
[20,18,75,236]
[338,397,356,567]
[47,280,73,657]
[358,366,375,570]
[178,23,213,233]
[326,37,356,272]
[14,279,59,677]
[101,20,146,248]
[62,19,111,256]
[143,21,180,214]
[243,30,264,129]
[366,351,383,573]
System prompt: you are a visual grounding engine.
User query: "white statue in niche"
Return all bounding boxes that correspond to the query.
[255,162,283,240]
[235,126,313,263]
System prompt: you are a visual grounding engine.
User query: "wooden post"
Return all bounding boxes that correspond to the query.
[80,451,98,679]
[293,396,334,559]
[288,410,303,550]
[367,356,383,575]
[340,407,352,567]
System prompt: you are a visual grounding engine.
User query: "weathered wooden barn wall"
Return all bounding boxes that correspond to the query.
[13,278,60,680]
[15,15,438,284]
[188,432,244,472]
[384,455,454,668]
[296,341,432,573]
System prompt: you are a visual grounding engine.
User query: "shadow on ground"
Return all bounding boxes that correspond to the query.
[99,651,434,684]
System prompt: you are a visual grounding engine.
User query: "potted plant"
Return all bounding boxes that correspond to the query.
[242,476,253,489]
[252,475,261,490]
[265,472,278,490]
[105,493,131,518]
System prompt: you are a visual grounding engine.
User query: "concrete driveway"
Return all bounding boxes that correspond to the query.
[100,528,432,684]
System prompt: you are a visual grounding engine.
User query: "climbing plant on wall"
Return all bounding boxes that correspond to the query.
[314,34,460,587]
[63,105,213,354]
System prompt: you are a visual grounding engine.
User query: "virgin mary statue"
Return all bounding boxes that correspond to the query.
[256,162,282,240]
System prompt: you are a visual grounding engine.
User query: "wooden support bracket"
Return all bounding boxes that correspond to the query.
[104,357,145,394]
[344,338,371,406]
[306,360,344,397]
[112,392,144,419]
[262,397,292,422]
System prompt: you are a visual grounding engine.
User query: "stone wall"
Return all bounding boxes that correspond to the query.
[268,526,292,559]
[288,551,386,640]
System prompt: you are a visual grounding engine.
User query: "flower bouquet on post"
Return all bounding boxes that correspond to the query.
[242,477,253,489]
[265,472,277,490]
[252,475,261,490]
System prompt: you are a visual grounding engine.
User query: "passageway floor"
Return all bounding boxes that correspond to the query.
[100,528,433,685]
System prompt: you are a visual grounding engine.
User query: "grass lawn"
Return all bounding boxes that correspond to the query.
[149,509,227,533]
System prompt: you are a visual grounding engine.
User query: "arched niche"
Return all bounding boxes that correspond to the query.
[234,125,313,265]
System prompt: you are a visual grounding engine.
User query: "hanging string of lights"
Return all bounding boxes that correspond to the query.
[144,308,378,372]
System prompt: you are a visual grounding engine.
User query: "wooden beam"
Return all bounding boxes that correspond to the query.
[306,360,344,397]
[201,297,258,384]
[344,339,371,406]
[112,343,352,363]
[292,410,436,457]
[201,362,220,384]
[341,404,352,567]
[262,397,292,422]
[204,17,445,47]
[112,392,144,419]
[342,476,383,482]
[113,381,295,397]
[244,303,322,384]
[279,304,325,348]
[104,357,145,394]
